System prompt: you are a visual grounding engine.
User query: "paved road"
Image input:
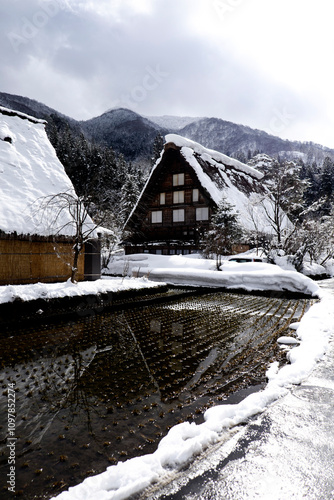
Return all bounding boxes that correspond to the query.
[142,279,334,500]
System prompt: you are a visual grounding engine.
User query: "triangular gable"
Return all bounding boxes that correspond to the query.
[126,134,280,235]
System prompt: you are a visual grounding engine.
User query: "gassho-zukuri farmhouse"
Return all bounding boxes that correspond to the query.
[124,134,290,255]
[0,106,100,285]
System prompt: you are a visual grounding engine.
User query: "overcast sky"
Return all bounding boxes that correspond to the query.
[1,0,334,147]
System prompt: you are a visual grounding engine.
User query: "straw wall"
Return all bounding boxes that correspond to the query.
[0,238,84,285]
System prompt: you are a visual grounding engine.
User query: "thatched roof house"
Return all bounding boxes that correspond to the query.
[124,134,289,255]
[0,106,100,284]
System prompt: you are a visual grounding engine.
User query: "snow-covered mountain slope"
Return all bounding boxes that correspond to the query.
[0,107,93,237]
[178,117,333,165]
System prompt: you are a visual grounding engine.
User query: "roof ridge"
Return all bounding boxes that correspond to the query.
[0,106,46,125]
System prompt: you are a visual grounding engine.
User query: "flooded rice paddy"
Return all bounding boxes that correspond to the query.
[0,290,313,499]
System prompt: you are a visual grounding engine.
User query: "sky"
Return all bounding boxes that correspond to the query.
[1,0,334,148]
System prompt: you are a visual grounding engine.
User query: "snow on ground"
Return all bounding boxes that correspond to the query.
[0,253,321,304]
[0,277,162,305]
[50,277,334,500]
[107,253,321,297]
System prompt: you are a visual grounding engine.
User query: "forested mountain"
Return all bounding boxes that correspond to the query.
[1,92,334,166]
[0,92,80,131]
[80,108,168,162]
[176,117,333,165]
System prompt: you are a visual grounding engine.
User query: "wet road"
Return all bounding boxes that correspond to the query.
[140,280,334,500]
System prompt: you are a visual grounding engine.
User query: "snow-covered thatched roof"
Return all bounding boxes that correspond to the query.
[165,134,264,183]
[129,134,290,234]
[0,106,93,238]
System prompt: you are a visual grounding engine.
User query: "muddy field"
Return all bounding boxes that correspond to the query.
[0,290,313,499]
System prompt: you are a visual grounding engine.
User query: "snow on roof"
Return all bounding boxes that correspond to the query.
[0,105,46,125]
[165,134,263,180]
[0,107,92,237]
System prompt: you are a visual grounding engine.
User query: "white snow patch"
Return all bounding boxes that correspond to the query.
[123,254,320,298]
[0,277,163,305]
[277,336,300,345]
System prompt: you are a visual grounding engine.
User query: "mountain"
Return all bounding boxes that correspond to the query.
[176,117,334,165]
[1,91,333,166]
[80,108,168,162]
[0,92,78,127]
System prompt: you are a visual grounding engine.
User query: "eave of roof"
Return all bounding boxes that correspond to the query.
[0,106,46,125]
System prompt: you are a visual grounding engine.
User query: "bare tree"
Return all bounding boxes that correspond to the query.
[36,191,102,283]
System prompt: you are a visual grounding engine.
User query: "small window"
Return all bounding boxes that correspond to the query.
[173,209,185,222]
[193,189,199,202]
[152,211,162,223]
[196,207,209,221]
[160,192,165,205]
[173,173,184,186]
[173,190,184,204]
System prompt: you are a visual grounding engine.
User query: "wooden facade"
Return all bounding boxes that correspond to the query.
[0,233,101,285]
[125,143,221,255]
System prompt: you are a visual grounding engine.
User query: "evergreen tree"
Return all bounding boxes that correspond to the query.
[151,134,164,166]
[120,166,142,224]
[318,157,334,216]
[235,151,247,163]
[303,163,321,207]
[202,198,243,269]
[320,156,334,197]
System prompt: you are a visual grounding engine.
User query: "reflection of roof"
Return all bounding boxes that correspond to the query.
[128,134,290,234]
[0,106,91,237]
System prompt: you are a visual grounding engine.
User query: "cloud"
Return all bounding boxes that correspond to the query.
[1,0,334,147]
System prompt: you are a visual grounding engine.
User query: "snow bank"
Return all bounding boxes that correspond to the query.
[0,277,163,305]
[0,106,93,237]
[51,283,334,500]
[0,254,319,305]
[125,254,320,297]
[324,259,334,277]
